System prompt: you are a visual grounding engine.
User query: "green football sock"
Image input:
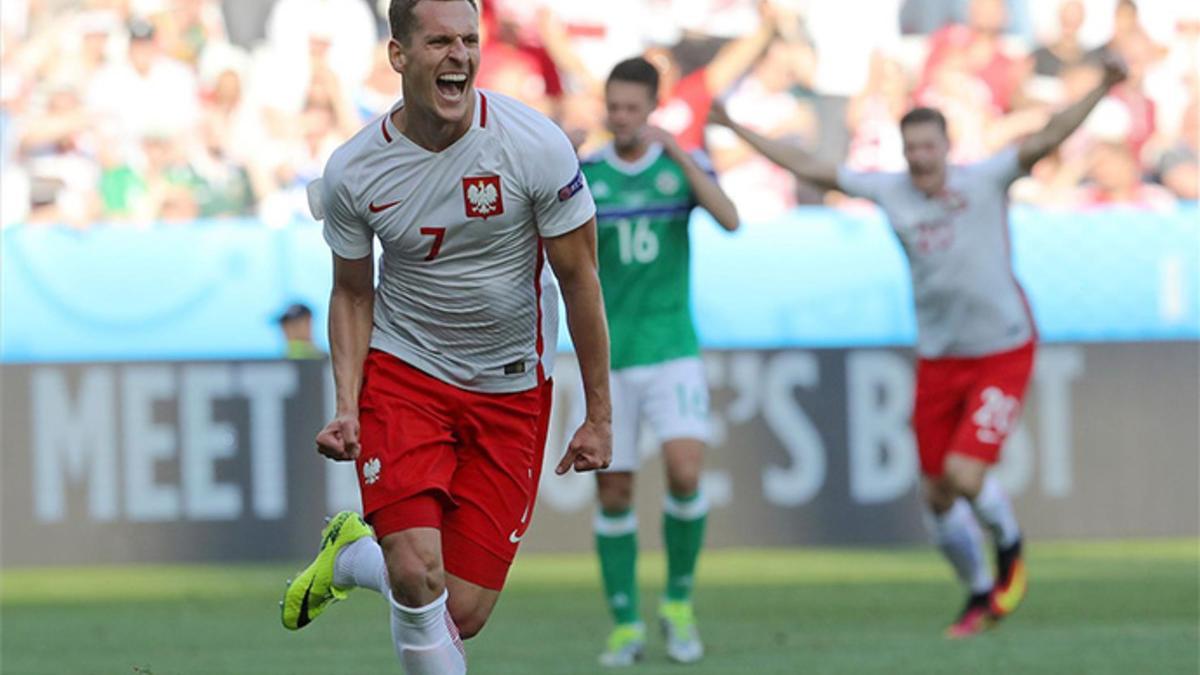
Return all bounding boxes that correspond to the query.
[663,491,708,602]
[595,508,639,625]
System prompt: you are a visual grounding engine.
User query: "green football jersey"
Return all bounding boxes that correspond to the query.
[583,144,702,370]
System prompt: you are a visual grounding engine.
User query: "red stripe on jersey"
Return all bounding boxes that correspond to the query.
[1000,196,1038,341]
[380,113,393,143]
[533,237,545,383]
[479,92,488,128]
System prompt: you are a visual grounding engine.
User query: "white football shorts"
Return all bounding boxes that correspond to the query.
[604,356,711,472]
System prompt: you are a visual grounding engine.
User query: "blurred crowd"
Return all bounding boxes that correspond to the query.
[1,0,1196,228]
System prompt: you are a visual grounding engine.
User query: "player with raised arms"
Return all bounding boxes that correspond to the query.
[583,56,739,666]
[280,1,613,672]
[710,52,1128,638]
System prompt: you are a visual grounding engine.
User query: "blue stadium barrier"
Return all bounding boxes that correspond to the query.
[689,205,1200,348]
[1,206,1196,363]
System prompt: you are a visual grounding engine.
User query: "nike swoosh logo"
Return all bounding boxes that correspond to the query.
[508,530,524,544]
[369,199,403,213]
[297,578,316,627]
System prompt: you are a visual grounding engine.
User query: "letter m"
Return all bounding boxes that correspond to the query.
[32,367,118,522]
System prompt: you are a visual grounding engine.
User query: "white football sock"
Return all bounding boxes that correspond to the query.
[970,474,1021,549]
[333,537,388,594]
[927,498,993,594]
[390,589,467,674]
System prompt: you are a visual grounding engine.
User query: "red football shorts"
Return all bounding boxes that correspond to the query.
[913,341,1035,477]
[356,350,552,590]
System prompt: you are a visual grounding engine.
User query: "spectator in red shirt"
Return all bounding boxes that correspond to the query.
[919,0,1026,112]
[477,2,564,117]
[646,1,780,152]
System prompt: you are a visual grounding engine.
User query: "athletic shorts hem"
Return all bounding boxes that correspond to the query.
[442,527,513,590]
[368,491,449,539]
[946,445,1001,468]
[654,427,711,444]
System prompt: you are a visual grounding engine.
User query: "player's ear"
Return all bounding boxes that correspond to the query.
[388,38,407,75]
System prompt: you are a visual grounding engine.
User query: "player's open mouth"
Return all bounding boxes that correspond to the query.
[436,73,468,101]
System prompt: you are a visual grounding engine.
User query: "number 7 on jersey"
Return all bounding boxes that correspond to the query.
[420,227,446,261]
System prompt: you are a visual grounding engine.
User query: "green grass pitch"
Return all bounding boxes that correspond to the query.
[2,540,1196,674]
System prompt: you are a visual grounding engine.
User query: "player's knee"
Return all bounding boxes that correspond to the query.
[666,464,702,496]
[945,456,984,499]
[598,489,633,513]
[382,538,446,604]
[663,439,705,496]
[923,478,957,514]
[943,463,984,499]
[596,472,634,512]
[387,558,446,605]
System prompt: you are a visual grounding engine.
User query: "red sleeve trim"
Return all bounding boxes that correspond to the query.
[533,236,545,382]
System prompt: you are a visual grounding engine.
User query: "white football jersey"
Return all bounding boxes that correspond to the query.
[321,90,595,393]
[838,147,1036,358]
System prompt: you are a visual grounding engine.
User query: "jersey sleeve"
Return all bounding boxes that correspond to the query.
[527,123,596,238]
[836,166,890,203]
[321,158,373,259]
[974,146,1024,189]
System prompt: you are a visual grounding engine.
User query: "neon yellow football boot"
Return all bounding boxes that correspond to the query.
[598,622,646,667]
[659,600,704,664]
[280,511,374,630]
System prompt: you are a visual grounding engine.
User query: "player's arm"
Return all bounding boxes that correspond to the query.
[545,219,614,475]
[644,125,739,231]
[703,1,779,94]
[319,252,374,461]
[531,121,612,474]
[1017,53,1128,173]
[311,174,375,462]
[708,100,840,192]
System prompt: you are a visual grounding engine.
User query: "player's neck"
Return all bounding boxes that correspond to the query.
[911,170,946,197]
[393,94,476,153]
[613,141,650,163]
